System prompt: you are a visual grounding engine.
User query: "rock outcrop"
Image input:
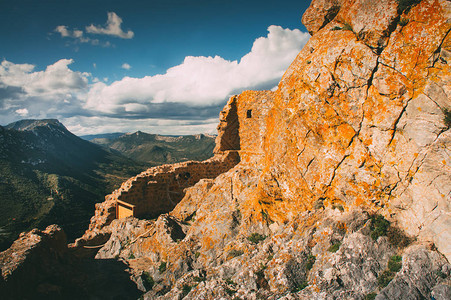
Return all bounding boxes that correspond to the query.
[1,0,450,298]
[70,151,239,257]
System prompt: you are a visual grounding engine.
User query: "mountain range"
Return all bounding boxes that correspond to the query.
[0,119,214,250]
[86,131,216,165]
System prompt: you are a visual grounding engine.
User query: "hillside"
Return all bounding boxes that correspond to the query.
[0,119,146,249]
[88,131,216,165]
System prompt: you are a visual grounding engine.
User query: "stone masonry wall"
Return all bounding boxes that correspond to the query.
[115,151,240,218]
[214,91,274,163]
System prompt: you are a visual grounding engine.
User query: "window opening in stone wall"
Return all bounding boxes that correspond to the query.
[247,109,252,118]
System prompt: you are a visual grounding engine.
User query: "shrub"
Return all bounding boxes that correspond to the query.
[398,18,409,26]
[229,249,244,258]
[313,198,324,210]
[364,292,377,300]
[436,270,447,279]
[387,226,413,248]
[181,284,192,298]
[397,0,422,13]
[128,252,135,259]
[193,276,205,282]
[332,204,345,212]
[378,269,395,287]
[388,255,402,272]
[306,254,316,270]
[225,286,236,295]
[370,215,390,240]
[159,261,167,273]
[444,108,451,129]
[247,233,266,244]
[328,241,342,253]
[331,26,342,31]
[142,272,155,289]
[291,280,309,292]
[342,23,353,31]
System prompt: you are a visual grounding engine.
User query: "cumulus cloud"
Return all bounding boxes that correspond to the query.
[0,59,89,97]
[1,25,310,135]
[15,108,29,116]
[86,12,134,39]
[122,63,131,70]
[85,25,309,113]
[0,59,90,125]
[53,12,132,47]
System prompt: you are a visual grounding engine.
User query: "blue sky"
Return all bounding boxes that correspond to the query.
[0,0,311,135]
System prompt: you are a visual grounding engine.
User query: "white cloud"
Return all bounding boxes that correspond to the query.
[85,25,309,113]
[122,63,131,70]
[0,59,89,97]
[1,25,310,135]
[15,108,29,116]
[64,116,219,136]
[55,25,71,37]
[86,12,134,39]
[0,59,89,125]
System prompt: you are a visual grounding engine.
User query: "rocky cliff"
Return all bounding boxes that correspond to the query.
[1,0,450,299]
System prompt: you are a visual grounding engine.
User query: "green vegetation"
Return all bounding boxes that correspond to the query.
[332,204,345,212]
[378,255,403,288]
[397,0,422,13]
[387,226,413,248]
[89,131,216,165]
[369,215,390,241]
[291,280,309,292]
[247,233,266,244]
[193,276,205,282]
[225,286,236,296]
[331,26,342,31]
[364,292,377,300]
[328,241,342,253]
[0,121,147,250]
[141,272,155,289]
[313,198,324,210]
[181,284,192,298]
[444,108,451,129]
[388,255,403,272]
[398,18,409,26]
[306,254,316,271]
[128,252,135,259]
[228,249,244,258]
[377,269,395,288]
[436,270,447,279]
[159,261,167,273]
[342,23,353,31]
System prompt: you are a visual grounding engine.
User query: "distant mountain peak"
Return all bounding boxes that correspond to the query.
[6,119,67,132]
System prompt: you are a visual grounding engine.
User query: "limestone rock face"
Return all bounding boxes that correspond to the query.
[262,0,451,260]
[0,225,67,298]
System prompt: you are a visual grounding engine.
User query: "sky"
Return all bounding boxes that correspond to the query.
[0,0,311,136]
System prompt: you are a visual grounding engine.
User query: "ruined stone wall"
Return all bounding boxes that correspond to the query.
[113,151,240,218]
[214,90,274,163]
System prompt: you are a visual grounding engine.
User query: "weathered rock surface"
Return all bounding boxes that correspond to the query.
[1,0,450,298]
[0,225,142,299]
